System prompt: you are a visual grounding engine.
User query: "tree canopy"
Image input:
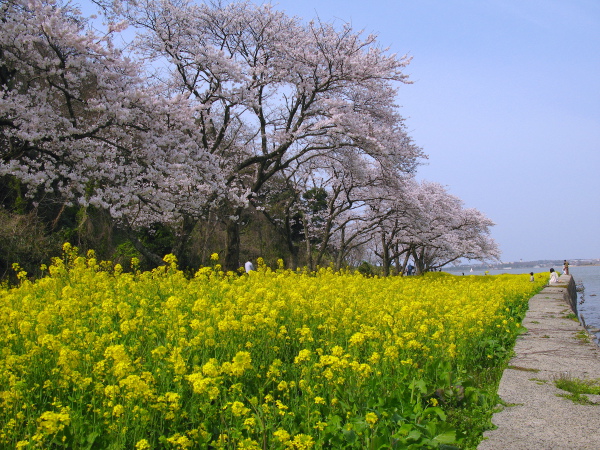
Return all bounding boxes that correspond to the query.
[0,0,500,275]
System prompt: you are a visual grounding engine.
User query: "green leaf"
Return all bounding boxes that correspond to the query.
[325,414,342,429]
[433,431,457,444]
[407,429,423,441]
[84,432,100,450]
[420,406,447,421]
[409,378,428,394]
[342,429,357,443]
[392,412,405,423]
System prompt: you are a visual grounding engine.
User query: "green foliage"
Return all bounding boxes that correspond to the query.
[302,187,328,214]
[574,330,591,343]
[508,365,539,373]
[554,374,600,404]
[0,208,61,282]
[357,261,375,277]
[113,242,143,268]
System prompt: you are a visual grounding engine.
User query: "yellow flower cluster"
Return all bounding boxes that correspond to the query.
[0,245,545,448]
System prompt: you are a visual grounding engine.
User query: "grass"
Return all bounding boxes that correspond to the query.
[497,399,524,408]
[563,312,578,321]
[446,365,507,449]
[508,365,539,373]
[574,330,591,343]
[554,374,600,405]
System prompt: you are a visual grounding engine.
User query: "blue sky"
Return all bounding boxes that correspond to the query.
[80,0,600,263]
[267,0,600,263]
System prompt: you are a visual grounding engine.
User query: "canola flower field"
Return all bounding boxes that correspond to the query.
[0,244,547,449]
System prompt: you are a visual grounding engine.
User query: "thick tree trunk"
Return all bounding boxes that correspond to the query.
[412,249,425,275]
[284,216,299,269]
[171,215,198,269]
[288,243,299,270]
[199,211,216,264]
[225,216,241,272]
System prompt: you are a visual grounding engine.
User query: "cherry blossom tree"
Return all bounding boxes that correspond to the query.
[298,150,408,271]
[250,136,420,270]
[1,0,497,272]
[361,176,417,275]
[107,0,422,269]
[374,180,500,274]
[0,0,227,264]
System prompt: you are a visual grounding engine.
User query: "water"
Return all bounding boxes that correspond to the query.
[446,265,600,341]
[570,266,600,340]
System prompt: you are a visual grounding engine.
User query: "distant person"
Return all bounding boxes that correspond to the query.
[563,260,569,275]
[407,264,414,276]
[244,260,255,273]
[530,272,535,282]
[549,268,559,284]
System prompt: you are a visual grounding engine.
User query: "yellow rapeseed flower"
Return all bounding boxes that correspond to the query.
[230,401,249,417]
[365,412,378,427]
[135,439,152,450]
[273,429,291,443]
[0,246,544,447]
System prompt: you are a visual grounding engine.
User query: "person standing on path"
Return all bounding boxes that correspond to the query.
[563,260,569,275]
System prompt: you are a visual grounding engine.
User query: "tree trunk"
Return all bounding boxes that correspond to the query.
[412,248,425,275]
[225,216,241,272]
[400,250,411,276]
[381,233,390,277]
[284,216,299,269]
[335,226,346,271]
[199,211,216,264]
[303,219,313,272]
[288,244,299,270]
[127,231,165,267]
[393,257,400,275]
[314,212,335,268]
[171,214,198,269]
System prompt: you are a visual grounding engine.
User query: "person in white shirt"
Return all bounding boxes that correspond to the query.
[549,268,559,284]
[244,260,254,273]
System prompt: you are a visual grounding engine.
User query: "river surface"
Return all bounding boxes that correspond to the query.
[446,265,600,341]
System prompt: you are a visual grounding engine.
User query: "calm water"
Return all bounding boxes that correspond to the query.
[570,266,600,338]
[447,265,600,340]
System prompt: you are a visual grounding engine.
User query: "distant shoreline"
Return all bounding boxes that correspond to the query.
[446,261,600,271]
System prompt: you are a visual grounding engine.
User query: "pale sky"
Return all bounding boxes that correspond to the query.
[81,0,600,263]
[264,0,600,263]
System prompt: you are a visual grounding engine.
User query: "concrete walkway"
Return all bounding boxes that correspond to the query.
[479,275,600,450]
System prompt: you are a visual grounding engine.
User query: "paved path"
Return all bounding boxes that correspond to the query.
[478,275,600,450]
